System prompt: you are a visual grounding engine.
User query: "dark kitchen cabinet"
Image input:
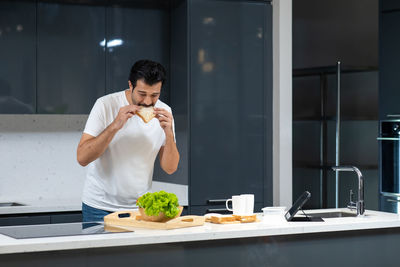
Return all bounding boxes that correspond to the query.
[0,215,50,227]
[187,0,273,213]
[105,6,170,104]
[0,1,36,114]
[0,211,82,226]
[379,11,400,119]
[50,212,82,224]
[36,3,106,114]
[381,0,400,12]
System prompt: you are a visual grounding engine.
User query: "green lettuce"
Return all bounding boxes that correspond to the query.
[136,191,180,218]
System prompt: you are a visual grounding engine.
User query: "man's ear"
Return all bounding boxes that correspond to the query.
[128,80,133,91]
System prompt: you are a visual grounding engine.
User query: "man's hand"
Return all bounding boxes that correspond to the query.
[112,105,141,130]
[154,108,174,136]
[156,107,179,174]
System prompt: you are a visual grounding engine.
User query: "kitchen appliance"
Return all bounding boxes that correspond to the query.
[378,119,400,213]
[0,222,132,239]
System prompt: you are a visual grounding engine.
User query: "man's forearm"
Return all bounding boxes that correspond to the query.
[160,134,180,174]
[77,122,119,166]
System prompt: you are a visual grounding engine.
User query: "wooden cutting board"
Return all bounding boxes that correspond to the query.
[104,210,205,230]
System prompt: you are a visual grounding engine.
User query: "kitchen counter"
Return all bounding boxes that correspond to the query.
[1,208,400,267]
[0,199,82,215]
[0,208,398,254]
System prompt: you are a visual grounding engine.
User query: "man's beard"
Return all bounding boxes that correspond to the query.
[131,96,153,107]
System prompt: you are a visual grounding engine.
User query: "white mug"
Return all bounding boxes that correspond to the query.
[226,194,254,215]
[226,195,246,215]
[240,194,254,215]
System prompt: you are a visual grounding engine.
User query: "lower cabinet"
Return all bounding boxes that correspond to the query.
[0,212,82,226]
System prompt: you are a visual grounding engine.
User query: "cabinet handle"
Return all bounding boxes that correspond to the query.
[206,208,229,213]
[376,137,400,141]
[386,198,400,203]
[207,199,228,204]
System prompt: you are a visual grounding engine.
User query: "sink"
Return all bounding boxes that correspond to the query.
[308,211,357,218]
[0,202,26,207]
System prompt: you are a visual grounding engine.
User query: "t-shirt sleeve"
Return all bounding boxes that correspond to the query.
[83,99,106,137]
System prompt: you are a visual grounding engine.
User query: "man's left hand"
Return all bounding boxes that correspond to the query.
[154,108,174,137]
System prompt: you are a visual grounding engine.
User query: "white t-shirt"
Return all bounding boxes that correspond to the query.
[82,90,175,211]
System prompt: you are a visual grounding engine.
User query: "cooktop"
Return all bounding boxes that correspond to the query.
[0,222,133,239]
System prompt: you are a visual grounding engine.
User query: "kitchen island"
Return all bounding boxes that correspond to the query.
[0,209,399,267]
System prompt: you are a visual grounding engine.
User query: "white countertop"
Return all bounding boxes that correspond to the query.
[0,199,82,215]
[0,208,399,255]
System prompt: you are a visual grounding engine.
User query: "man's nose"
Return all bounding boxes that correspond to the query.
[143,96,152,106]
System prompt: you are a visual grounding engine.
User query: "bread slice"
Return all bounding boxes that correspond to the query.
[233,214,257,223]
[210,215,240,224]
[137,106,156,123]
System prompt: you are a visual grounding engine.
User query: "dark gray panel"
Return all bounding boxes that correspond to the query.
[293,0,378,69]
[292,76,321,120]
[293,121,321,165]
[339,121,379,166]
[292,167,321,209]
[0,215,51,227]
[379,12,400,119]
[263,2,273,208]
[381,0,400,12]
[50,213,82,224]
[0,1,35,114]
[105,6,170,104]
[190,0,270,205]
[37,3,105,114]
[325,121,378,166]
[153,1,188,185]
[326,71,378,120]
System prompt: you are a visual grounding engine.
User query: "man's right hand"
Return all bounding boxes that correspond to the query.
[112,105,141,130]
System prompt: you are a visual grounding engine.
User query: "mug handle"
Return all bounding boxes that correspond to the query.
[226,199,233,211]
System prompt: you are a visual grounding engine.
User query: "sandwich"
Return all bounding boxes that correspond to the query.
[137,106,156,123]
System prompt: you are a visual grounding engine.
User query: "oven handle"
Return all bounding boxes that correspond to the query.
[377,137,400,141]
[386,198,400,203]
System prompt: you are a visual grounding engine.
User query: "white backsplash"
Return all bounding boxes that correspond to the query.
[0,115,188,210]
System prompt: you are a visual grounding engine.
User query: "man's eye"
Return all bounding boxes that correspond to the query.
[140,94,146,97]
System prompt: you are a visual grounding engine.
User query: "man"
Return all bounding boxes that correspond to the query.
[77,59,180,222]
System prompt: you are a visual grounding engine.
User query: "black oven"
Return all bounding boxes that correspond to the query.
[379,120,400,213]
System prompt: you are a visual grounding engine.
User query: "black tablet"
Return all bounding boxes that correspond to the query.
[285,191,311,221]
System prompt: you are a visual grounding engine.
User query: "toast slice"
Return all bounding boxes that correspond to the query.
[137,106,156,123]
[233,214,257,223]
[210,215,240,224]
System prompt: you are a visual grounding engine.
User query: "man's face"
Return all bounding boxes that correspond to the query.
[129,79,161,107]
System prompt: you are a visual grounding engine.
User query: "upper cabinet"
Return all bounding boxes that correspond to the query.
[105,6,170,103]
[0,0,173,114]
[379,3,400,119]
[188,0,273,212]
[37,3,106,114]
[0,1,36,114]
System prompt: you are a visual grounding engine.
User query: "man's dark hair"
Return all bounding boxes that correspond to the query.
[129,59,166,90]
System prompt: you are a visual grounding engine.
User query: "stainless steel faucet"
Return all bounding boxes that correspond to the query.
[332,166,365,216]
